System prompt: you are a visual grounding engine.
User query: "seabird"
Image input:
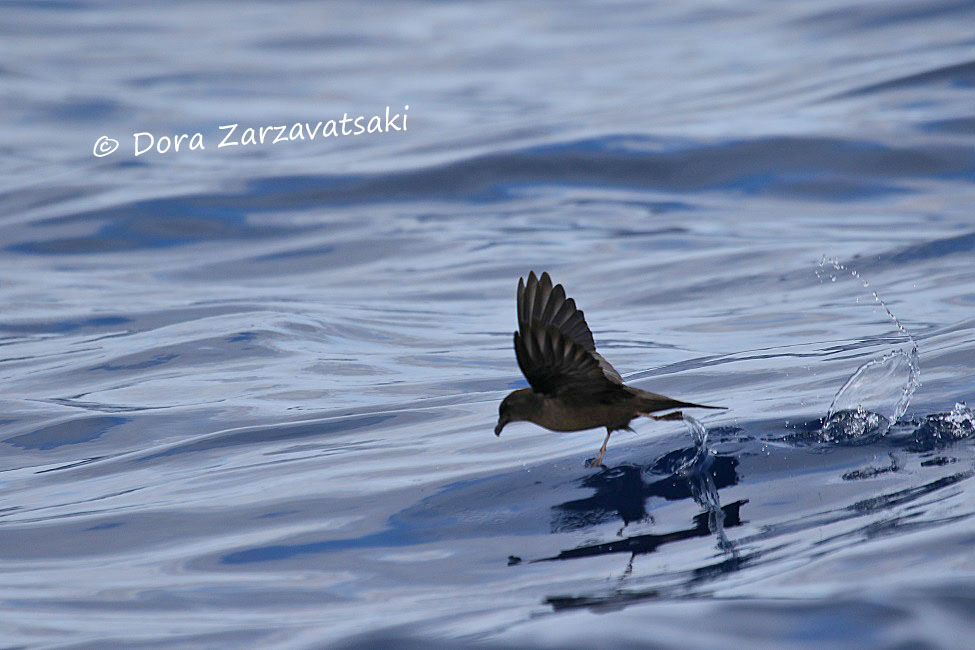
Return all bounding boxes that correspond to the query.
[495,271,724,467]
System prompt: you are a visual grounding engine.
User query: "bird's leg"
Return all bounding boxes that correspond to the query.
[585,430,612,468]
[650,410,684,421]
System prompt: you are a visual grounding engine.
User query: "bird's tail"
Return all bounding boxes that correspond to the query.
[632,389,726,414]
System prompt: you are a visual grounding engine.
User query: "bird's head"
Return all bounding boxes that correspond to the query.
[495,388,538,436]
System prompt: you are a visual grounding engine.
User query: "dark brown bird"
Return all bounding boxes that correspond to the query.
[495,271,724,467]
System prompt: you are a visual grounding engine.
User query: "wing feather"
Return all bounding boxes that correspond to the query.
[515,271,621,383]
[514,324,629,403]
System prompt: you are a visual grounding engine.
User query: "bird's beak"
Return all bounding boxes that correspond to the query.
[494,417,509,436]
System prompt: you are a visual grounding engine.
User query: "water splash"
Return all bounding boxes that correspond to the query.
[821,405,889,444]
[910,402,975,451]
[679,415,735,553]
[678,414,710,474]
[943,402,974,433]
[818,258,921,442]
[822,347,922,442]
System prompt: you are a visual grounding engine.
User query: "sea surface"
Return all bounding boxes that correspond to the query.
[2,1,974,648]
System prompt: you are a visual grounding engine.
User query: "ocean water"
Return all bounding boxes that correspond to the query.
[2,1,974,648]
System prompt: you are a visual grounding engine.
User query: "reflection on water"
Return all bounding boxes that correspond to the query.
[550,455,740,535]
[543,498,744,565]
[541,415,743,610]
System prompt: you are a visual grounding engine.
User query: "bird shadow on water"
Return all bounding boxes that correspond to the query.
[508,415,752,612]
[539,458,746,564]
[547,453,740,536]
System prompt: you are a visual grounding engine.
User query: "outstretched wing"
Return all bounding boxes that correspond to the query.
[514,325,630,403]
[517,271,623,383]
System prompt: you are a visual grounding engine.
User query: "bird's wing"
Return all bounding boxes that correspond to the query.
[517,271,623,383]
[514,324,630,403]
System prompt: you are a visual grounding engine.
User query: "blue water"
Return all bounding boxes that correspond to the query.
[2,2,975,648]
